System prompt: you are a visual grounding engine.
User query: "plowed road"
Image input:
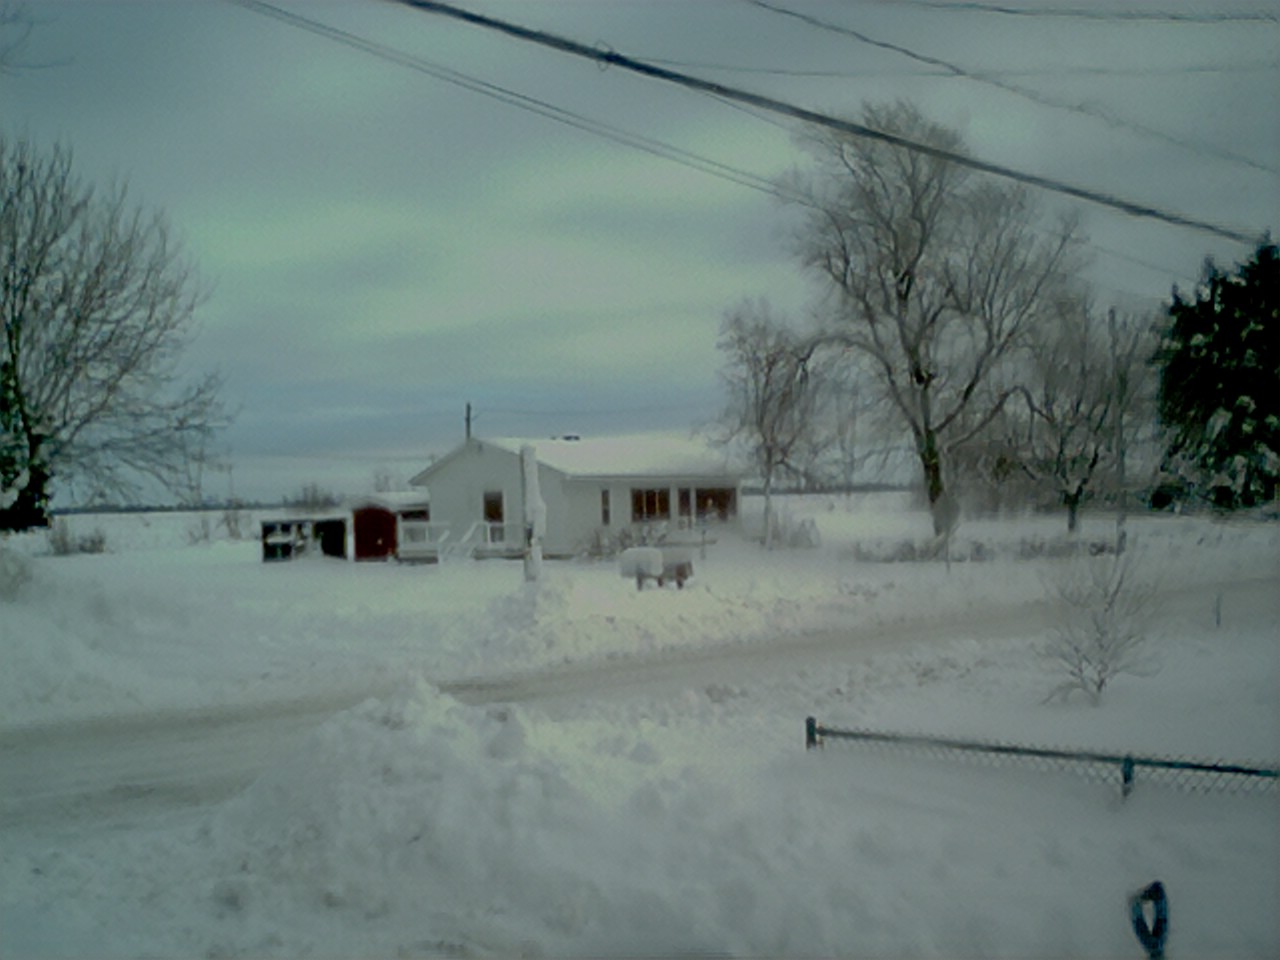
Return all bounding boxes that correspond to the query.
[2,577,1270,831]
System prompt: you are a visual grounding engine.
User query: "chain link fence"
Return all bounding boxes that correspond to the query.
[805,717,1279,799]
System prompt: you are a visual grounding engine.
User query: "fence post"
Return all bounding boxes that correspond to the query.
[806,716,820,750]
[1122,755,1135,797]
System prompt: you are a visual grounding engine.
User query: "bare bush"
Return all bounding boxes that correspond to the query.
[220,503,247,539]
[46,518,74,555]
[0,541,32,599]
[186,512,213,545]
[285,482,341,512]
[1042,549,1158,705]
[48,518,107,555]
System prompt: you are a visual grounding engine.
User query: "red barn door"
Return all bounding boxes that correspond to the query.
[353,506,396,560]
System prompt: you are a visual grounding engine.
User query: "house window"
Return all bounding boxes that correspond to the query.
[631,488,670,522]
[400,508,430,544]
[601,489,611,526]
[679,488,692,519]
[484,491,505,541]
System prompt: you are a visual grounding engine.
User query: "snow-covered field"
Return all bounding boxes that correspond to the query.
[1,494,1277,958]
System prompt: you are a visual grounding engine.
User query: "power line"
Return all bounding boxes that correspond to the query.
[224,0,1222,281]
[390,0,1258,246]
[744,0,1277,176]
[642,54,1279,79]
[222,0,804,204]
[866,1,1280,24]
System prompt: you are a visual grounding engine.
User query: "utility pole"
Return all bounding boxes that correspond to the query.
[521,444,544,582]
[465,402,472,440]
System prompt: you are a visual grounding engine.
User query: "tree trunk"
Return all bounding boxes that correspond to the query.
[0,465,51,531]
[1,427,51,531]
[1064,490,1081,534]
[762,469,775,549]
[918,431,949,537]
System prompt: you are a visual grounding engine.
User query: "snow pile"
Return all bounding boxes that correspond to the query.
[0,563,200,726]
[205,681,775,957]
[448,564,826,675]
[190,678,1277,958]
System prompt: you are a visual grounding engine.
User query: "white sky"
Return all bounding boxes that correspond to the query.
[5,0,1277,502]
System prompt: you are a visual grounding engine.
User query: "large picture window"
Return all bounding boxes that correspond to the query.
[631,487,670,522]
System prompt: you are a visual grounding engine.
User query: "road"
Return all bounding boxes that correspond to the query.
[1,575,1269,832]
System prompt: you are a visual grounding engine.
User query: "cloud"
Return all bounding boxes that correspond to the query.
[7,0,1277,504]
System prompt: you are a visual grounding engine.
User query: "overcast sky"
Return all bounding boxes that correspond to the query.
[6,0,1277,503]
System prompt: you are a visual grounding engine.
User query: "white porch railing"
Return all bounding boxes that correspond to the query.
[396,520,452,561]
[435,521,525,561]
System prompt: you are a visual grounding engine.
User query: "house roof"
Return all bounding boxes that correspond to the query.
[489,435,740,479]
[346,491,430,510]
[410,434,741,485]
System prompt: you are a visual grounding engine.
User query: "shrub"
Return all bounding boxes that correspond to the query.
[1041,548,1158,705]
[220,503,248,540]
[187,512,213,544]
[0,542,33,600]
[48,519,107,556]
[285,483,341,511]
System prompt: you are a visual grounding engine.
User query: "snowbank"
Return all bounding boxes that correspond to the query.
[2,496,1277,958]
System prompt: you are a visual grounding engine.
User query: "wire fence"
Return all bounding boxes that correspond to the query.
[805,717,1280,799]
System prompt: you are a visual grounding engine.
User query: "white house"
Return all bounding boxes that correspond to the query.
[407,434,743,559]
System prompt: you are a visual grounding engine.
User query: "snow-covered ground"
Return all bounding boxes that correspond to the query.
[1,494,1277,958]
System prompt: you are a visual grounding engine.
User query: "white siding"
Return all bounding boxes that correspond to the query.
[411,438,741,559]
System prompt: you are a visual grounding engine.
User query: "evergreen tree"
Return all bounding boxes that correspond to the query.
[1156,240,1278,508]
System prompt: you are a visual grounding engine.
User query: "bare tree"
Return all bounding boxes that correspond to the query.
[284,482,340,512]
[1106,308,1160,552]
[1042,549,1159,706]
[1016,297,1115,532]
[992,301,1159,534]
[792,351,882,492]
[0,2,34,74]
[372,467,396,493]
[0,137,226,529]
[791,101,1082,538]
[716,300,820,548]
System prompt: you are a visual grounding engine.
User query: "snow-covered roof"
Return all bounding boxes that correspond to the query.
[485,434,741,480]
[406,434,744,487]
[347,491,430,510]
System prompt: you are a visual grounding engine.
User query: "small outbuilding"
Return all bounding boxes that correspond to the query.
[349,492,436,562]
[261,492,436,564]
[260,512,348,562]
[407,434,742,559]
